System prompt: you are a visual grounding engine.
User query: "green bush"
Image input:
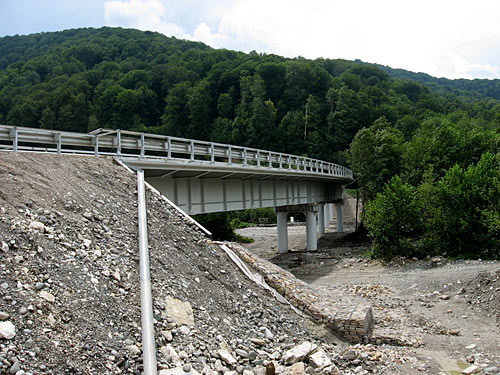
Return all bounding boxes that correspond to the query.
[422,152,499,259]
[364,176,422,260]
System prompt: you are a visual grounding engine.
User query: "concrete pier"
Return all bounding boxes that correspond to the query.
[276,211,288,253]
[336,202,344,233]
[306,211,318,251]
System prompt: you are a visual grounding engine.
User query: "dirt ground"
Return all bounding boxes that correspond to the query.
[236,223,500,374]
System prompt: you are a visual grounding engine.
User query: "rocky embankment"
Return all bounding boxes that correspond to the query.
[0,153,419,375]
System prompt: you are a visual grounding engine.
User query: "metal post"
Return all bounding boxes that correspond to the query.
[140,133,145,158]
[94,136,99,157]
[12,127,18,152]
[210,143,214,163]
[137,170,157,375]
[306,211,317,252]
[167,137,172,159]
[56,133,61,155]
[336,202,344,233]
[243,148,247,165]
[228,146,232,164]
[117,130,121,156]
[318,203,325,235]
[190,140,194,162]
[268,152,272,167]
[276,211,288,254]
[257,151,260,167]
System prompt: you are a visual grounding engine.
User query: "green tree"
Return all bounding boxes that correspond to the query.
[364,176,422,260]
[348,117,405,201]
[421,152,499,259]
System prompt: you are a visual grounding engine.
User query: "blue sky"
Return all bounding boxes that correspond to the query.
[1,0,499,79]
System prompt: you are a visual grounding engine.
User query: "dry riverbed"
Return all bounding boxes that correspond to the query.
[236,225,500,375]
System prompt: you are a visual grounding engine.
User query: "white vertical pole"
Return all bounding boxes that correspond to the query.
[306,211,318,252]
[318,203,325,234]
[137,170,157,375]
[336,202,344,233]
[12,127,18,152]
[277,211,288,254]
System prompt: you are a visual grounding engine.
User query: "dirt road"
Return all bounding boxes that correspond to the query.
[236,225,500,374]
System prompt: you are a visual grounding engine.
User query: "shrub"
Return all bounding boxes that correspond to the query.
[364,176,422,260]
[422,152,499,259]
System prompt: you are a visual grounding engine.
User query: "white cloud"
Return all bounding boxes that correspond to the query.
[190,23,234,49]
[103,0,500,79]
[104,0,185,37]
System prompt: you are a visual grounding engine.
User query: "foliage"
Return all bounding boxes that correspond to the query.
[2,27,497,166]
[364,176,422,260]
[421,152,499,259]
[348,117,404,201]
[1,27,499,248]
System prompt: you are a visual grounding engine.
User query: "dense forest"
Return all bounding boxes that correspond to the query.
[0,27,498,259]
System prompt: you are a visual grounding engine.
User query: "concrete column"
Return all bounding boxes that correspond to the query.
[306,211,318,251]
[277,211,288,254]
[329,204,334,223]
[318,203,325,234]
[324,204,330,230]
[336,202,344,233]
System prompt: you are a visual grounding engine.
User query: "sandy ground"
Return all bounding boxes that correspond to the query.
[236,222,500,374]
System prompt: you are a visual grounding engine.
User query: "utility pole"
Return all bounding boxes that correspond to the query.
[304,101,308,139]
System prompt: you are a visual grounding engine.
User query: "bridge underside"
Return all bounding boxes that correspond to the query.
[136,164,347,253]
[145,171,343,215]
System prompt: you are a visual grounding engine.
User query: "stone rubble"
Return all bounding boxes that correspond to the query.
[0,153,420,374]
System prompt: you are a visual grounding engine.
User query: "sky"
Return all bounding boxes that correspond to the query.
[1,0,500,80]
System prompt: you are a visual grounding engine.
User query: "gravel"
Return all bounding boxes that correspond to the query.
[0,153,416,375]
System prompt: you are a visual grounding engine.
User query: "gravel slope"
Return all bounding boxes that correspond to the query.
[1,153,415,375]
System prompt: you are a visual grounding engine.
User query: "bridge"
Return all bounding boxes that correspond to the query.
[0,125,354,252]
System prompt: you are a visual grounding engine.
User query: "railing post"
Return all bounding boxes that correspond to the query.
[210,143,215,163]
[94,136,99,157]
[117,130,121,156]
[279,154,283,169]
[190,140,195,162]
[167,137,172,159]
[11,127,18,152]
[243,148,247,166]
[55,133,61,155]
[228,146,232,165]
[288,156,291,169]
[140,133,145,158]
[268,152,272,168]
[257,151,260,167]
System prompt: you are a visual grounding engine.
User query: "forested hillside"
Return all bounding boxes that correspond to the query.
[1,27,498,165]
[375,63,500,100]
[1,27,498,259]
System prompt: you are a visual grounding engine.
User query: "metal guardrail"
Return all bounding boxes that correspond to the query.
[0,125,353,180]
